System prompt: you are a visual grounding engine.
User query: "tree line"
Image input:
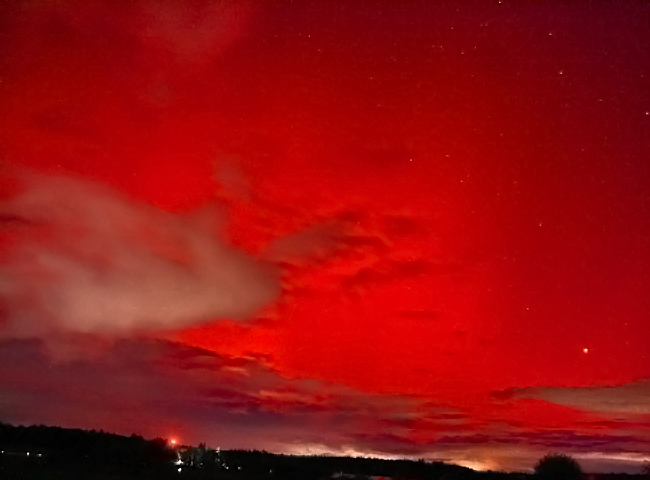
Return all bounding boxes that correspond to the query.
[1,421,648,480]
[0,421,176,479]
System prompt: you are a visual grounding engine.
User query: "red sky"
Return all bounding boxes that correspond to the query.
[1,0,649,473]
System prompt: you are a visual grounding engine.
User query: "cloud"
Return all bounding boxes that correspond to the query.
[270,209,463,301]
[264,222,346,265]
[136,0,257,66]
[2,1,257,70]
[340,259,433,290]
[1,336,648,473]
[0,171,280,341]
[0,338,464,452]
[503,380,650,417]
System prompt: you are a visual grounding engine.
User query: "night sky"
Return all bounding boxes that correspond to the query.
[1,0,649,473]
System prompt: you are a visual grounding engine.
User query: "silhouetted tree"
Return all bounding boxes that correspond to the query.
[534,453,584,480]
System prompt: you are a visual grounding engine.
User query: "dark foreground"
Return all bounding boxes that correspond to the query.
[0,422,646,480]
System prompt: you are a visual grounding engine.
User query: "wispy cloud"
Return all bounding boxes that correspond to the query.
[503,380,650,416]
[0,338,463,452]
[1,335,648,473]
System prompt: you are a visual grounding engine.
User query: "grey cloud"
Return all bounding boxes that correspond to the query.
[505,380,650,416]
[1,337,648,472]
[0,338,464,453]
[0,171,280,340]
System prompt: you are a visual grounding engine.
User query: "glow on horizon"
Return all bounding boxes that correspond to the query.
[451,458,499,472]
[280,443,500,472]
[277,443,650,474]
[576,451,650,464]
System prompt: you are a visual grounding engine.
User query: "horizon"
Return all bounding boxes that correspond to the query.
[1,419,645,475]
[1,0,649,475]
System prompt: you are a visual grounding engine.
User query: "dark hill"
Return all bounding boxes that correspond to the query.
[0,421,479,480]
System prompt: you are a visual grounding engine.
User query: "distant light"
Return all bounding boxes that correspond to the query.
[170,439,177,445]
[26,452,30,456]
[178,467,182,473]
[583,348,589,353]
